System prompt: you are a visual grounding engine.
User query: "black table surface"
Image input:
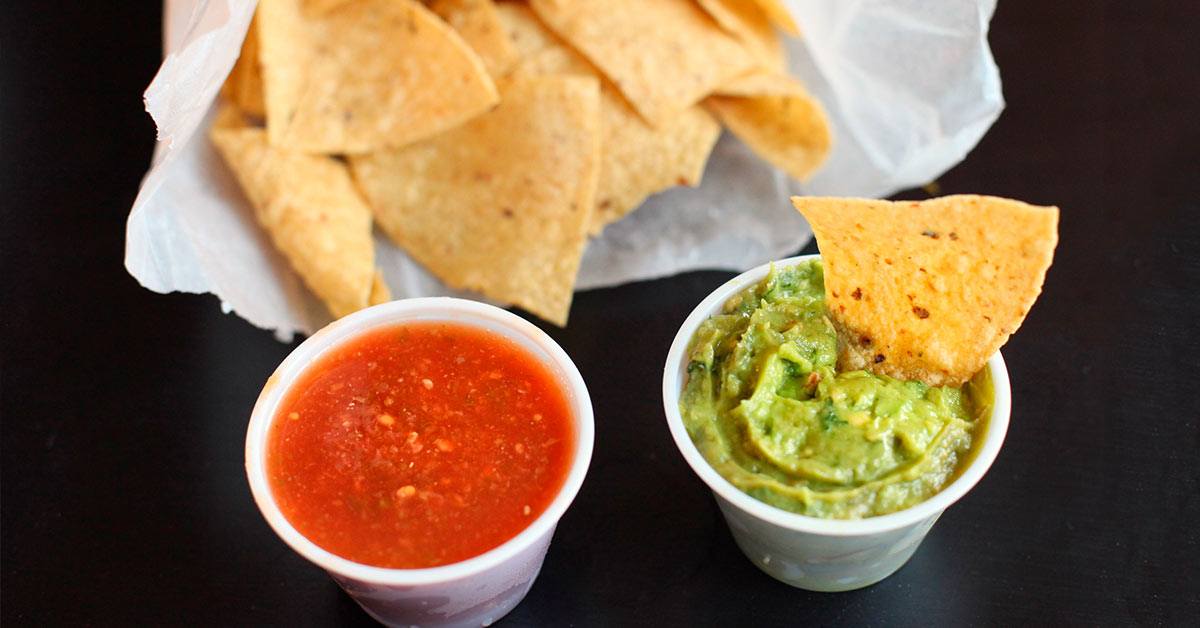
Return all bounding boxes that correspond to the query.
[4,2,1199,626]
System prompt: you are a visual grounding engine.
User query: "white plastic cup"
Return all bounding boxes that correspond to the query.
[662,254,1012,592]
[246,298,595,626]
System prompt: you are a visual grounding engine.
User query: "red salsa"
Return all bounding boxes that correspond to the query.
[267,322,574,568]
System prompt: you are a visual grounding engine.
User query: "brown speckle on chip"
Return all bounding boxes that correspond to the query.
[859,335,872,346]
[851,287,862,300]
[949,231,959,240]
[874,354,886,363]
[676,176,689,185]
[921,230,940,239]
[501,207,514,218]
[912,306,930,319]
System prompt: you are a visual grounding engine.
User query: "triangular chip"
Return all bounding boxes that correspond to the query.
[369,270,392,306]
[210,110,380,318]
[792,195,1059,386]
[529,0,757,126]
[429,0,520,77]
[696,0,785,71]
[349,76,601,325]
[221,13,266,118]
[257,0,498,153]
[752,0,800,36]
[511,41,720,234]
[707,79,831,181]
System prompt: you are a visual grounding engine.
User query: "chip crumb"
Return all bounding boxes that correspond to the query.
[397,485,417,498]
[377,413,396,426]
[422,378,434,390]
[288,412,300,421]
[435,438,455,452]
[523,505,531,516]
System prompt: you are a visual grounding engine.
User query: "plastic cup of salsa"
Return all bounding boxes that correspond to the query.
[662,254,1012,592]
[246,298,594,626]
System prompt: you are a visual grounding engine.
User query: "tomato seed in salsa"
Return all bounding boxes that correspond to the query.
[267,322,574,569]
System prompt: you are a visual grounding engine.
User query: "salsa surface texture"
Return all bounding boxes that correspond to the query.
[680,260,990,519]
[268,322,574,568]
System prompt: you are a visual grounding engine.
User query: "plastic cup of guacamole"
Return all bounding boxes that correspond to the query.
[662,254,1011,592]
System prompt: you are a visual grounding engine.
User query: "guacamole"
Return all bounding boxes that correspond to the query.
[680,260,991,519]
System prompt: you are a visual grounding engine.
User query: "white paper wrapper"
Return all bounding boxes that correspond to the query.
[126,0,1002,338]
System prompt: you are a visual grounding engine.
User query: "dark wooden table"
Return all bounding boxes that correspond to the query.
[4,2,1198,625]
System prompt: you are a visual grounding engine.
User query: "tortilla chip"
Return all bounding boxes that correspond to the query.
[210,111,379,319]
[752,0,800,36]
[211,102,253,131]
[349,76,601,325]
[302,0,354,12]
[529,0,757,126]
[696,0,785,71]
[714,71,805,98]
[221,14,266,118]
[707,86,831,181]
[369,270,392,306]
[792,195,1059,386]
[257,0,498,153]
[493,1,560,60]
[511,43,720,233]
[429,0,520,77]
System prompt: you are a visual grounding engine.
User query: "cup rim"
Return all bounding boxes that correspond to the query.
[245,297,595,585]
[662,254,1012,537]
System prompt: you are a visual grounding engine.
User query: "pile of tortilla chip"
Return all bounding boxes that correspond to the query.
[213,0,831,326]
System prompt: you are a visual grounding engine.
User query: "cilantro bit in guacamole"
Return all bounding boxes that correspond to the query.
[680,260,990,519]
